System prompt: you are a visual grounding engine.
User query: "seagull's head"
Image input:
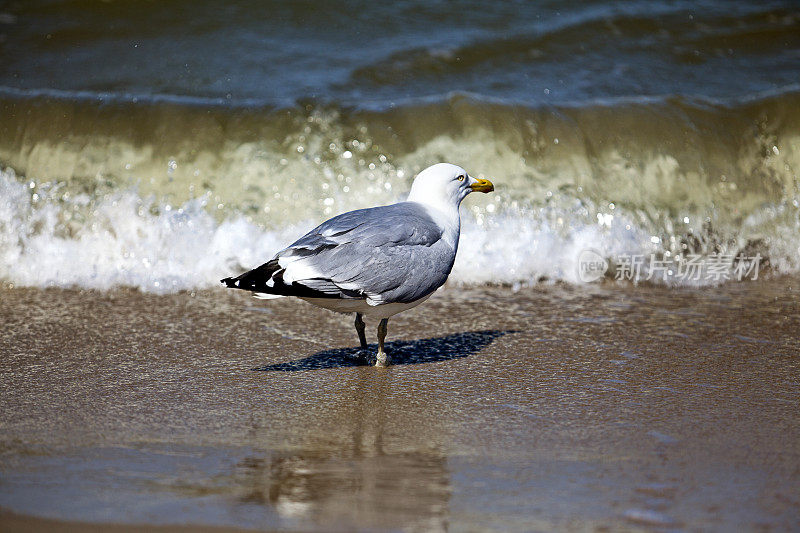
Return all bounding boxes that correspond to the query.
[407,163,494,209]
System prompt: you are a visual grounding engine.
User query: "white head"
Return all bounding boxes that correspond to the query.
[406,163,493,211]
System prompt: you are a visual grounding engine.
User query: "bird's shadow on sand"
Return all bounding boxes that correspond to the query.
[253,329,516,371]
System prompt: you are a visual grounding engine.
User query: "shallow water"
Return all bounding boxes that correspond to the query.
[1,279,798,530]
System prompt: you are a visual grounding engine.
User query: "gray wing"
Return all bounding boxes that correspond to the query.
[234,202,456,305]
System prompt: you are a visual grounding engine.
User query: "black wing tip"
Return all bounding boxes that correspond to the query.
[222,259,281,291]
[221,259,342,299]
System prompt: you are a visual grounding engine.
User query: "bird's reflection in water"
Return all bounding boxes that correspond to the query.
[238,370,452,531]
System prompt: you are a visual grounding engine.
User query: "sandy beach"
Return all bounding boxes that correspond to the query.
[1,278,798,531]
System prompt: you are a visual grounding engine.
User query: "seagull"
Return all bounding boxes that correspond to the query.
[221,163,494,366]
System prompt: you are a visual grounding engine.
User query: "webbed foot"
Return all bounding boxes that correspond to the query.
[375,350,391,367]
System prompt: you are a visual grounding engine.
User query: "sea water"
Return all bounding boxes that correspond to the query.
[1,0,799,292]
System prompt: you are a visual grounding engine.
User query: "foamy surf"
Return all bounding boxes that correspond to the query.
[1,167,284,293]
[2,166,797,293]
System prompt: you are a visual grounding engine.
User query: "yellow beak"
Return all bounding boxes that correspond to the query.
[470,178,494,193]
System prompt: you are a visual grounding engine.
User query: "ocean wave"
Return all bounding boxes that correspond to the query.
[0,167,286,292]
[3,87,799,220]
[2,1,797,108]
[1,88,799,291]
[349,5,800,86]
[2,164,798,293]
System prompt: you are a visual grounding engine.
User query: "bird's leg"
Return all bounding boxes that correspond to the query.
[375,318,390,367]
[354,312,368,349]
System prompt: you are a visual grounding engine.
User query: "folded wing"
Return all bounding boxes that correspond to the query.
[221,202,455,305]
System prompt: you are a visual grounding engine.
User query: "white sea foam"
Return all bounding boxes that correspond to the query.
[1,168,797,293]
[1,168,288,293]
[453,209,652,285]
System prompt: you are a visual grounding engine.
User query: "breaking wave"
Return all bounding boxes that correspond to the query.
[1,88,799,291]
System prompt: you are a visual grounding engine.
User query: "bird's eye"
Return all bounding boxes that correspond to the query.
[456,175,465,181]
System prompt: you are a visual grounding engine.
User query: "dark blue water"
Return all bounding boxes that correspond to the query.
[1,0,798,108]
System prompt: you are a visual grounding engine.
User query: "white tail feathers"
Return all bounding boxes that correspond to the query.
[253,293,285,300]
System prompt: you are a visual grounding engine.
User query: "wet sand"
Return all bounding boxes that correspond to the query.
[1,279,799,531]
[0,508,260,533]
